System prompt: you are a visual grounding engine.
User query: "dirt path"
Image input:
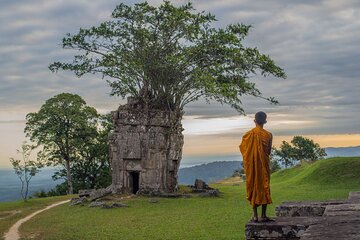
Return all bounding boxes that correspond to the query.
[3,200,70,240]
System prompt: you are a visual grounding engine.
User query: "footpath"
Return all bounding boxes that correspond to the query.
[246,191,360,239]
[3,200,70,240]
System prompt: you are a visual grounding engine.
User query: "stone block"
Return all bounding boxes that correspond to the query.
[119,133,141,159]
[70,197,88,206]
[125,160,142,171]
[323,203,360,217]
[348,191,360,203]
[117,110,146,126]
[246,217,324,240]
[78,189,95,197]
[275,200,347,217]
[300,216,360,240]
[89,188,112,201]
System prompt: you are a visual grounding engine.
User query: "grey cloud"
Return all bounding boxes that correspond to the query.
[0,0,359,137]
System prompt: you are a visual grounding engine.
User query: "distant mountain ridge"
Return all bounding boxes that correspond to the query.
[178,161,241,185]
[325,146,360,157]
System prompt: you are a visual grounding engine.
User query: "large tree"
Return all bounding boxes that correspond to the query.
[51,114,113,192]
[49,1,286,114]
[25,93,99,194]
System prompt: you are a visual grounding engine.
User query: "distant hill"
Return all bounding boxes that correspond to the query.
[178,145,360,186]
[178,161,241,185]
[0,168,62,202]
[272,157,360,187]
[325,146,360,157]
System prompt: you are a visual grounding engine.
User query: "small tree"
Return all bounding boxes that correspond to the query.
[25,93,99,194]
[10,142,43,201]
[269,148,281,172]
[273,136,327,167]
[274,142,296,168]
[291,136,327,162]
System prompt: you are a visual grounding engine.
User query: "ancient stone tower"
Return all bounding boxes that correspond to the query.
[109,98,184,194]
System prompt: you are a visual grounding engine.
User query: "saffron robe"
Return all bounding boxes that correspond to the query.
[239,126,273,207]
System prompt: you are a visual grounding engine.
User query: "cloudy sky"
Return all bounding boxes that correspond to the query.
[1,0,360,167]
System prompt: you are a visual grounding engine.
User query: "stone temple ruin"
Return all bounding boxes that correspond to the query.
[109,98,184,195]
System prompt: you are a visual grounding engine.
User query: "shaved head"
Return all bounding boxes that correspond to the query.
[255,111,267,125]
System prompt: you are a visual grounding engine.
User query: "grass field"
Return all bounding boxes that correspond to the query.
[0,195,72,240]
[1,157,359,240]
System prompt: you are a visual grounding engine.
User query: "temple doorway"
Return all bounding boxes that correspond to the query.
[129,171,140,194]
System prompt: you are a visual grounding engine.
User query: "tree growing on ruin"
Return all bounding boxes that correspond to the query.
[49,1,286,114]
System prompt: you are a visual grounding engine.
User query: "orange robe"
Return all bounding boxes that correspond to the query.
[239,126,273,207]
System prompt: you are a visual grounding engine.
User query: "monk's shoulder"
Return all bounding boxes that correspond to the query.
[263,129,273,139]
[243,128,254,136]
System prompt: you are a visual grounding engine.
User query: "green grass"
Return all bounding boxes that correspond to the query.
[0,195,72,240]
[1,157,359,240]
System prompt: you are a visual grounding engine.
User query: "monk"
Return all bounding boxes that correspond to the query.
[239,111,273,222]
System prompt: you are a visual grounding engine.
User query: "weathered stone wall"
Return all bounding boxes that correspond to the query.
[109,98,184,194]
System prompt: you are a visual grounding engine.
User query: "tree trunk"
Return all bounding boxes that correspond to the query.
[65,159,73,194]
[25,179,30,200]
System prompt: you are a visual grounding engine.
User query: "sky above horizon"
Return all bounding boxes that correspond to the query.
[1,0,360,167]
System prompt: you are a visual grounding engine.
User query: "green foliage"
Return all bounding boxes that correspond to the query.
[32,183,69,198]
[232,168,244,177]
[273,142,296,168]
[9,142,44,201]
[25,93,112,194]
[49,1,286,113]
[47,183,69,197]
[51,113,114,192]
[273,136,327,167]
[270,159,281,173]
[33,189,48,198]
[291,136,327,162]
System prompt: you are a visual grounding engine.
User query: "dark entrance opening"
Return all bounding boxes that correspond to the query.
[130,172,140,194]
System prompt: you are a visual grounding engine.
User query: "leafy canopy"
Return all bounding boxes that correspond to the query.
[273,136,327,167]
[49,1,286,113]
[25,93,99,194]
[25,93,99,165]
